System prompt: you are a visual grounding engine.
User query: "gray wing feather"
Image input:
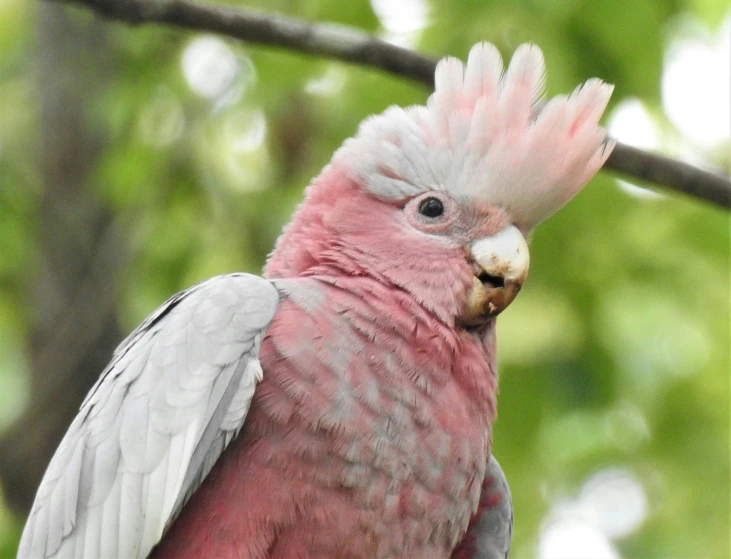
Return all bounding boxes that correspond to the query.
[18,273,279,559]
[470,455,513,559]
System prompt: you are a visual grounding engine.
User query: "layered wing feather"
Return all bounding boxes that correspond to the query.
[18,273,279,559]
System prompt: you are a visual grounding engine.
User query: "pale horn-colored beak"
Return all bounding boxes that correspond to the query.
[462,225,530,325]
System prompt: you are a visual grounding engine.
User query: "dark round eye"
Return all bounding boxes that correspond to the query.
[418,197,444,218]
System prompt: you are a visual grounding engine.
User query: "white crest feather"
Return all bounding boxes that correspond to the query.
[335,42,615,230]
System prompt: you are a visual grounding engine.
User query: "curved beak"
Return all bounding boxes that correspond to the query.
[462,225,530,325]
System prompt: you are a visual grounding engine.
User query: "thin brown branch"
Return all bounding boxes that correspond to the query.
[606,144,730,208]
[49,0,731,209]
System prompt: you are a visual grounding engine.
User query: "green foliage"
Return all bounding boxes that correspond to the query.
[0,0,728,557]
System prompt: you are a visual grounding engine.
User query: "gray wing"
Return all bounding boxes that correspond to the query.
[458,455,513,559]
[18,273,279,559]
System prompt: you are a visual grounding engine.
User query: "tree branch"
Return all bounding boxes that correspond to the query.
[49,0,731,209]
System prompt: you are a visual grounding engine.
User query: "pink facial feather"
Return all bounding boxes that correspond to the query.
[334,42,615,231]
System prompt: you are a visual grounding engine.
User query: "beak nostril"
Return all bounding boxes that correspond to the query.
[477,271,505,289]
[463,225,529,325]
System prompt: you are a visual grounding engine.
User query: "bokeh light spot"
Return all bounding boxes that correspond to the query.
[577,468,648,538]
[539,517,619,559]
[305,66,347,97]
[182,36,241,100]
[370,0,429,47]
[137,89,185,147]
[539,469,648,558]
[607,99,664,200]
[662,18,730,147]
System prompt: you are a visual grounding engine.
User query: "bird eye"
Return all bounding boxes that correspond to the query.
[418,197,444,218]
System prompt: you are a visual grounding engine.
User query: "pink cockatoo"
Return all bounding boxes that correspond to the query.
[18,42,613,559]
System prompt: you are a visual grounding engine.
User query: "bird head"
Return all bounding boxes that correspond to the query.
[266,43,613,329]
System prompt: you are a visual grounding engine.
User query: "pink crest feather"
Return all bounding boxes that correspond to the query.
[335,42,615,231]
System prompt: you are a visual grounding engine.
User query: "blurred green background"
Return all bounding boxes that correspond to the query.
[0,0,728,557]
